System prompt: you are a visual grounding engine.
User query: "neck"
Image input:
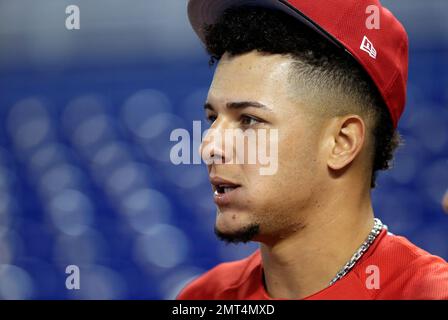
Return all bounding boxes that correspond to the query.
[259,188,375,299]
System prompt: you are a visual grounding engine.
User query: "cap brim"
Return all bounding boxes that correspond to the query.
[187,0,343,49]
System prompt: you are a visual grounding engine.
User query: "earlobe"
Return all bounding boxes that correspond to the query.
[327,116,365,171]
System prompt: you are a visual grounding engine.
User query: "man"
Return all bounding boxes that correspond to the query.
[177,0,448,299]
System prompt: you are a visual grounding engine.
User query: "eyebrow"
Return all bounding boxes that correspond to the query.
[204,101,272,112]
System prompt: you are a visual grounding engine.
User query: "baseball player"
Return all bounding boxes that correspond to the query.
[177,0,448,299]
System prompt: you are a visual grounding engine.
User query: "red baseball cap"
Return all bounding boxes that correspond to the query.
[187,0,409,128]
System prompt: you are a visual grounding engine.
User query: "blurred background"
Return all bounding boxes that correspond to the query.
[0,0,447,299]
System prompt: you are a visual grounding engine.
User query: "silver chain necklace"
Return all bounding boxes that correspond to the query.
[328,218,385,286]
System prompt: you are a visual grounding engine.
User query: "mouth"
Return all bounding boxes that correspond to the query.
[210,176,241,206]
[213,184,239,196]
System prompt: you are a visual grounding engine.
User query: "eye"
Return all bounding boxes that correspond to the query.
[206,114,217,124]
[240,114,262,127]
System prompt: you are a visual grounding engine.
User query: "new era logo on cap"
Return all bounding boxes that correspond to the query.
[360,36,377,59]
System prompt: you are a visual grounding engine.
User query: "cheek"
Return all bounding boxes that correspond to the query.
[279,128,319,170]
[266,132,320,197]
[239,129,321,206]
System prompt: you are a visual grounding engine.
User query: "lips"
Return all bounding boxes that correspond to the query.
[209,176,241,206]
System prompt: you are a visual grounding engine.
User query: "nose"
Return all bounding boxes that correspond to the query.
[200,118,229,165]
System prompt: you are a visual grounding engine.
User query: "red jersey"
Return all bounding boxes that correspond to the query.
[177,229,448,299]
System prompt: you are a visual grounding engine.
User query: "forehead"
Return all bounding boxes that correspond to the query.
[207,51,295,105]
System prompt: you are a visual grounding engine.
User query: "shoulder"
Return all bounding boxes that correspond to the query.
[176,250,261,300]
[359,231,448,299]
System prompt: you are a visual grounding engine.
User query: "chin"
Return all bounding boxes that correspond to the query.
[214,223,260,244]
[215,207,248,230]
[214,215,260,244]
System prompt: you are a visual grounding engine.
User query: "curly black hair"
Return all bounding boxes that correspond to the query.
[202,6,401,188]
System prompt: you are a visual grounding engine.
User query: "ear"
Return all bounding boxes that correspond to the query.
[327,115,366,171]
